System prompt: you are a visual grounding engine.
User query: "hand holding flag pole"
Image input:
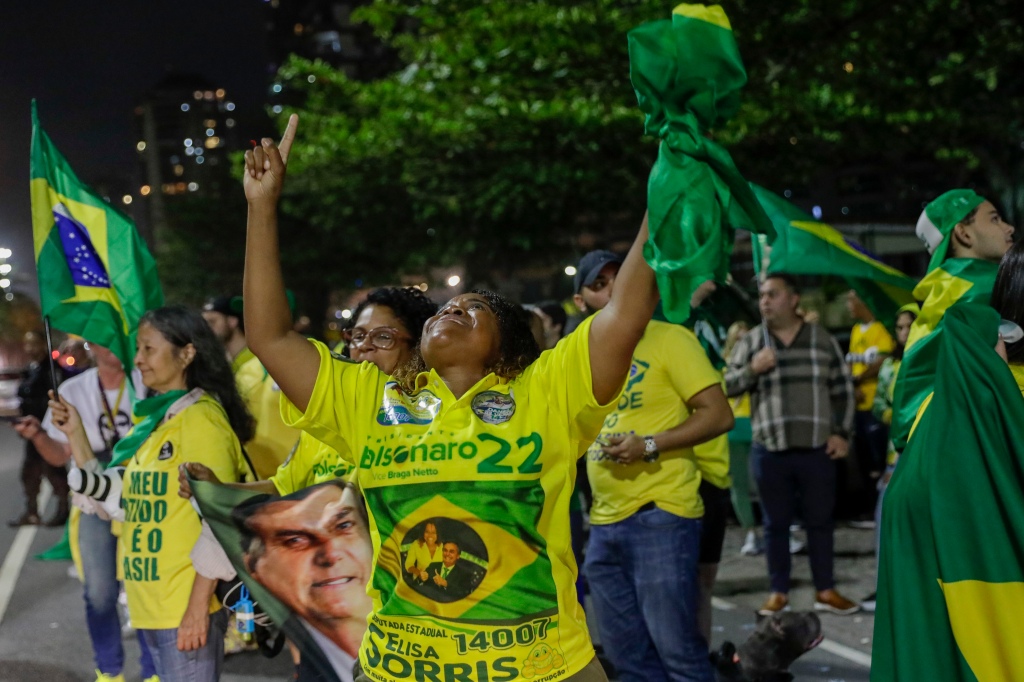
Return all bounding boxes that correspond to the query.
[42,316,60,400]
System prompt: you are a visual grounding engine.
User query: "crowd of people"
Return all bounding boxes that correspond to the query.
[3,111,1019,682]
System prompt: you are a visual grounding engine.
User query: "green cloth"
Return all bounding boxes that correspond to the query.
[751,184,917,323]
[35,525,72,562]
[109,390,188,467]
[628,4,773,324]
[874,303,1024,680]
[30,101,163,373]
[889,259,998,451]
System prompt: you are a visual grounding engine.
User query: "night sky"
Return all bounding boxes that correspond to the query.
[0,1,272,297]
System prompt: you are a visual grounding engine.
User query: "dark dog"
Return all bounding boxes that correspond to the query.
[710,611,823,682]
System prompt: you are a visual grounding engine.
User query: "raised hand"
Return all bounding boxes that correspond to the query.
[243,114,299,206]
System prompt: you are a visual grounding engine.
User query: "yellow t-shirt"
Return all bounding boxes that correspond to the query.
[847,321,895,411]
[282,314,616,681]
[234,348,301,479]
[694,435,731,490]
[121,393,249,630]
[404,541,444,573]
[269,430,354,496]
[587,322,723,525]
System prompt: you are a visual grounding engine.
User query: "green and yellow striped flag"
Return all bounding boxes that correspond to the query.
[629,4,774,325]
[30,102,162,371]
[889,258,998,450]
[874,303,1024,681]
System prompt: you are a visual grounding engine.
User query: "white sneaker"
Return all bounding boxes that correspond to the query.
[740,530,763,556]
[789,533,806,554]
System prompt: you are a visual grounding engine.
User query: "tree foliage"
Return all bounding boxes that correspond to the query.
[266,0,1023,292]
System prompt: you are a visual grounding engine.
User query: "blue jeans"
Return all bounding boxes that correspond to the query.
[584,506,713,682]
[751,443,836,593]
[140,609,227,682]
[78,511,157,678]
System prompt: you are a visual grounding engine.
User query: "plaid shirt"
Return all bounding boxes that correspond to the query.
[725,323,854,451]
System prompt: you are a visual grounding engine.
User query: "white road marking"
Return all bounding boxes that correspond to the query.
[0,482,53,625]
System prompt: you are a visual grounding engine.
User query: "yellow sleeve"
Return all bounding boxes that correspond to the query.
[269,431,322,496]
[525,313,621,443]
[280,339,382,457]
[661,326,723,402]
[404,543,420,571]
[180,401,245,484]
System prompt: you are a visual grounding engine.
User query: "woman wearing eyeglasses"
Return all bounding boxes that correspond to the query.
[180,286,438,498]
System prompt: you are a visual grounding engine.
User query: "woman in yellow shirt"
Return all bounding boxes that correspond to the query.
[50,306,254,682]
[237,117,658,682]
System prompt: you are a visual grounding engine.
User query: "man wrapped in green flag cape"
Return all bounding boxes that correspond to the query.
[191,477,374,682]
[889,189,1010,450]
[750,184,917,323]
[629,4,773,324]
[873,303,1024,681]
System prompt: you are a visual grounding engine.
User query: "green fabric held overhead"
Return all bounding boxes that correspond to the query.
[108,390,188,467]
[873,303,1024,681]
[30,101,163,374]
[629,4,774,324]
[889,259,998,451]
[751,185,917,323]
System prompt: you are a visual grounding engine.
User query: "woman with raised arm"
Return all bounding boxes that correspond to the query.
[240,116,658,682]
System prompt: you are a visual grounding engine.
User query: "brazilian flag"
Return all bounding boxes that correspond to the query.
[874,303,1024,681]
[368,480,557,624]
[751,185,917,323]
[30,102,162,371]
[889,259,998,450]
[629,4,774,325]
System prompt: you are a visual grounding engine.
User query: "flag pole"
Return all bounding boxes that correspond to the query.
[42,316,60,400]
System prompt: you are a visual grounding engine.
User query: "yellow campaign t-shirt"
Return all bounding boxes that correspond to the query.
[282,314,616,682]
[269,430,354,496]
[694,434,731,490]
[847,321,895,411]
[121,393,249,630]
[587,322,723,525]
[234,348,301,479]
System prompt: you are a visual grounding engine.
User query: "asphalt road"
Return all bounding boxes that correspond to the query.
[0,426,869,681]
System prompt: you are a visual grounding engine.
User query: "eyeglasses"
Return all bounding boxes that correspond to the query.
[343,326,410,350]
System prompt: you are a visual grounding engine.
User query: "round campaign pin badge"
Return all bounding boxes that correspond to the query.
[471,390,516,424]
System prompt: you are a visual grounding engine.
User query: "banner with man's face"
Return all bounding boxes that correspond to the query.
[192,478,373,682]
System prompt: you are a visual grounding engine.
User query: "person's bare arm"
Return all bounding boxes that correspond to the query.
[588,213,659,404]
[243,114,320,413]
[14,417,72,466]
[602,385,734,463]
[177,462,278,500]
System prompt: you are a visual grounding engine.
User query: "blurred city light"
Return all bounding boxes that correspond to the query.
[564,265,577,276]
[447,275,461,287]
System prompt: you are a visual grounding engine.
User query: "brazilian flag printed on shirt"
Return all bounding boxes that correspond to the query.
[368,480,557,624]
[889,259,998,451]
[750,185,917,323]
[629,4,774,325]
[873,303,1024,681]
[30,102,163,372]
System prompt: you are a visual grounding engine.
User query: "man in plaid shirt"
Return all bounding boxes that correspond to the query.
[725,274,859,616]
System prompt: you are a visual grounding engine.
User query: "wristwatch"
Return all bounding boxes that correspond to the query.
[642,436,660,463]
